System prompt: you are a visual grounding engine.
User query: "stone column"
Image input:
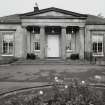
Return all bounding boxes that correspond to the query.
[85,30,92,59]
[22,27,27,58]
[79,27,85,59]
[61,26,66,59]
[40,26,45,59]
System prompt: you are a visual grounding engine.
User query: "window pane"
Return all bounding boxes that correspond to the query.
[66,34,72,51]
[3,41,8,54]
[92,34,103,55]
[98,42,102,52]
[93,42,97,53]
[98,36,103,42]
[92,35,97,42]
[34,42,40,50]
[9,42,13,54]
[66,41,71,50]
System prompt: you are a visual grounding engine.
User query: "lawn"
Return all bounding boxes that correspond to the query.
[0,64,105,94]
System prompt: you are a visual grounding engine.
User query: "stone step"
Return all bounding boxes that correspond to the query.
[12,59,94,65]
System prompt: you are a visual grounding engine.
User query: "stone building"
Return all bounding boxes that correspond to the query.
[0,5,105,60]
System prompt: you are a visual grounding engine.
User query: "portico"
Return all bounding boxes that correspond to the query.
[23,24,85,60]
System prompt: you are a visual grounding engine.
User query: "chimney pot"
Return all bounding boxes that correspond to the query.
[34,2,39,12]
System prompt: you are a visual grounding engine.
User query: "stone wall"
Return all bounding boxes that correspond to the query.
[1,22,105,61]
[0,24,25,58]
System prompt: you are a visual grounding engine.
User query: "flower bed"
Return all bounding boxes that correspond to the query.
[0,79,105,105]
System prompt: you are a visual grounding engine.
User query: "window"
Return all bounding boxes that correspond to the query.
[34,42,40,50]
[2,32,14,55]
[66,34,72,51]
[92,34,103,56]
[33,34,40,51]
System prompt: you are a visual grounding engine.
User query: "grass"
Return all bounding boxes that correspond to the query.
[0,64,105,95]
[0,65,105,82]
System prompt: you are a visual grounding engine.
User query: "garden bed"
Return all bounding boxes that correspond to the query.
[0,80,105,105]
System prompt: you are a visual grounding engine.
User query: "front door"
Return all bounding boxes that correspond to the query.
[47,35,59,57]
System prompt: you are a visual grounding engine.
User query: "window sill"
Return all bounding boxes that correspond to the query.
[33,50,40,52]
[66,50,73,53]
[93,54,104,57]
[1,54,14,56]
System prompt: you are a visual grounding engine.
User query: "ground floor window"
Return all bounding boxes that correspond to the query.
[92,34,104,56]
[34,41,40,50]
[2,32,14,55]
[32,34,40,51]
[66,34,72,51]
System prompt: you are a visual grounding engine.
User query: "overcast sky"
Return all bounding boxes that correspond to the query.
[0,0,105,17]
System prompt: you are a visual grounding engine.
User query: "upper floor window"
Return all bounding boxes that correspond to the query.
[92,34,104,56]
[2,32,14,55]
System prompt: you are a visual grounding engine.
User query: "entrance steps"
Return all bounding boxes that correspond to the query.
[12,58,95,65]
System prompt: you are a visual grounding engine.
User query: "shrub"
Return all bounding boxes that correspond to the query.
[27,53,36,60]
[27,53,31,59]
[30,53,36,60]
[70,53,79,60]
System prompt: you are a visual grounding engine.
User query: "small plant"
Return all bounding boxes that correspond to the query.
[70,53,79,60]
[27,53,31,59]
[0,79,105,105]
[27,53,36,60]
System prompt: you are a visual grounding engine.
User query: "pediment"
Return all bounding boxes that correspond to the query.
[33,11,72,17]
[21,7,87,19]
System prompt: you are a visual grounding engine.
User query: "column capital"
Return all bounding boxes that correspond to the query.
[61,26,67,29]
[21,25,27,29]
[79,27,85,30]
[40,25,45,28]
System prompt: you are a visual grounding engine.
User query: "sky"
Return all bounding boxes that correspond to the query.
[0,0,105,17]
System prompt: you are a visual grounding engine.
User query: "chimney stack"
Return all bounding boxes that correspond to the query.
[34,2,39,12]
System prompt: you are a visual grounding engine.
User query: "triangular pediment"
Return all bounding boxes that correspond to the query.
[32,11,72,17]
[21,7,87,19]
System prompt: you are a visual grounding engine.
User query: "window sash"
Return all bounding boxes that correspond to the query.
[33,42,40,51]
[2,32,14,55]
[32,34,40,51]
[92,34,103,56]
[66,34,72,51]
